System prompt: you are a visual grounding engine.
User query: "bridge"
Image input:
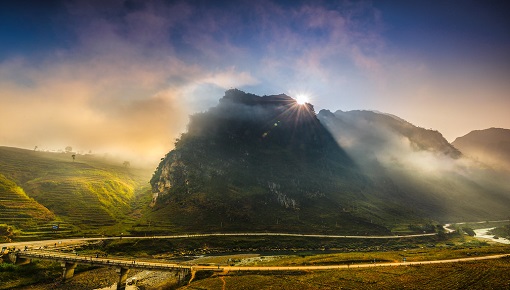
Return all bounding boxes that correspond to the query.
[6,249,510,289]
[7,250,202,289]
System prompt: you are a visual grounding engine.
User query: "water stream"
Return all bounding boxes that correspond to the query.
[473,227,510,244]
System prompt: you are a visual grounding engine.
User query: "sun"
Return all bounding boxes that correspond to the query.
[296,94,309,105]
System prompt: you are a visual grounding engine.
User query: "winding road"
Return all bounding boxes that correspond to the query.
[0,231,437,251]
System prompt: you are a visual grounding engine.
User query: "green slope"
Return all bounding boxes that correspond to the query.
[0,146,152,236]
[0,173,54,226]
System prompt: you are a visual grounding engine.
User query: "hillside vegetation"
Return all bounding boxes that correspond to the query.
[0,173,54,226]
[0,146,152,238]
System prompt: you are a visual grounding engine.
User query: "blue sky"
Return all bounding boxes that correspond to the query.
[1,0,509,163]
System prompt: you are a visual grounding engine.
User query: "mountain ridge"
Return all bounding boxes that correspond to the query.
[453,127,510,171]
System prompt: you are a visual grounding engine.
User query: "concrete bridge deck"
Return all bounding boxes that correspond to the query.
[17,250,196,272]
[10,250,197,289]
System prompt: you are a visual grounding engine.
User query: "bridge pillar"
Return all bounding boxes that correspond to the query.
[116,267,130,290]
[61,262,78,280]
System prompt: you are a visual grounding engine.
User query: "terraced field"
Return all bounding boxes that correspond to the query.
[0,146,152,237]
[0,173,54,226]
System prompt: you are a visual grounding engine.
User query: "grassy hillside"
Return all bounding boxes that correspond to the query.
[0,146,153,237]
[0,173,54,226]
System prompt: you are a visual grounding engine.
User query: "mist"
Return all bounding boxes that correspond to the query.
[317,109,510,221]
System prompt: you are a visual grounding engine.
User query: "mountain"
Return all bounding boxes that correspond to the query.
[317,110,510,222]
[452,128,510,171]
[0,146,152,237]
[150,89,510,232]
[150,89,391,234]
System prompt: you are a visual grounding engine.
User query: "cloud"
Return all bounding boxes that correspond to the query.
[0,57,189,165]
[0,0,268,165]
[202,67,259,89]
[7,0,506,167]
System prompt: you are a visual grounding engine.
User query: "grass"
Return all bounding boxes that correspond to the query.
[81,234,445,259]
[245,237,508,266]
[450,220,510,230]
[176,236,510,289]
[0,260,62,290]
[76,233,508,264]
[184,257,510,290]
[0,260,102,290]
[0,146,153,238]
[0,173,55,225]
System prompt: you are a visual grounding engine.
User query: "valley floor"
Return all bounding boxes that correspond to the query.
[3,230,510,289]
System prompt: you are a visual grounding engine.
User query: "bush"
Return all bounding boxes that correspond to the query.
[462,227,476,237]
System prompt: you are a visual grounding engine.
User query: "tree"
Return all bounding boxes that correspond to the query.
[123,161,131,168]
[0,224,16,242]
[462,227,476,237]
[34,146,38,151]
[65,146,73,153]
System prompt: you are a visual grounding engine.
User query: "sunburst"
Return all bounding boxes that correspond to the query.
[296,94,309,105]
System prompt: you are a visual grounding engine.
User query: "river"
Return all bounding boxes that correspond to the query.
[473,228,510,244]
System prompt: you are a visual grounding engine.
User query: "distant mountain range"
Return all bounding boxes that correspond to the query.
[453,128,510,171]
[150,90,510,233]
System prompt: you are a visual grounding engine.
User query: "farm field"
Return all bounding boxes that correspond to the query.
[183,257,510,290]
